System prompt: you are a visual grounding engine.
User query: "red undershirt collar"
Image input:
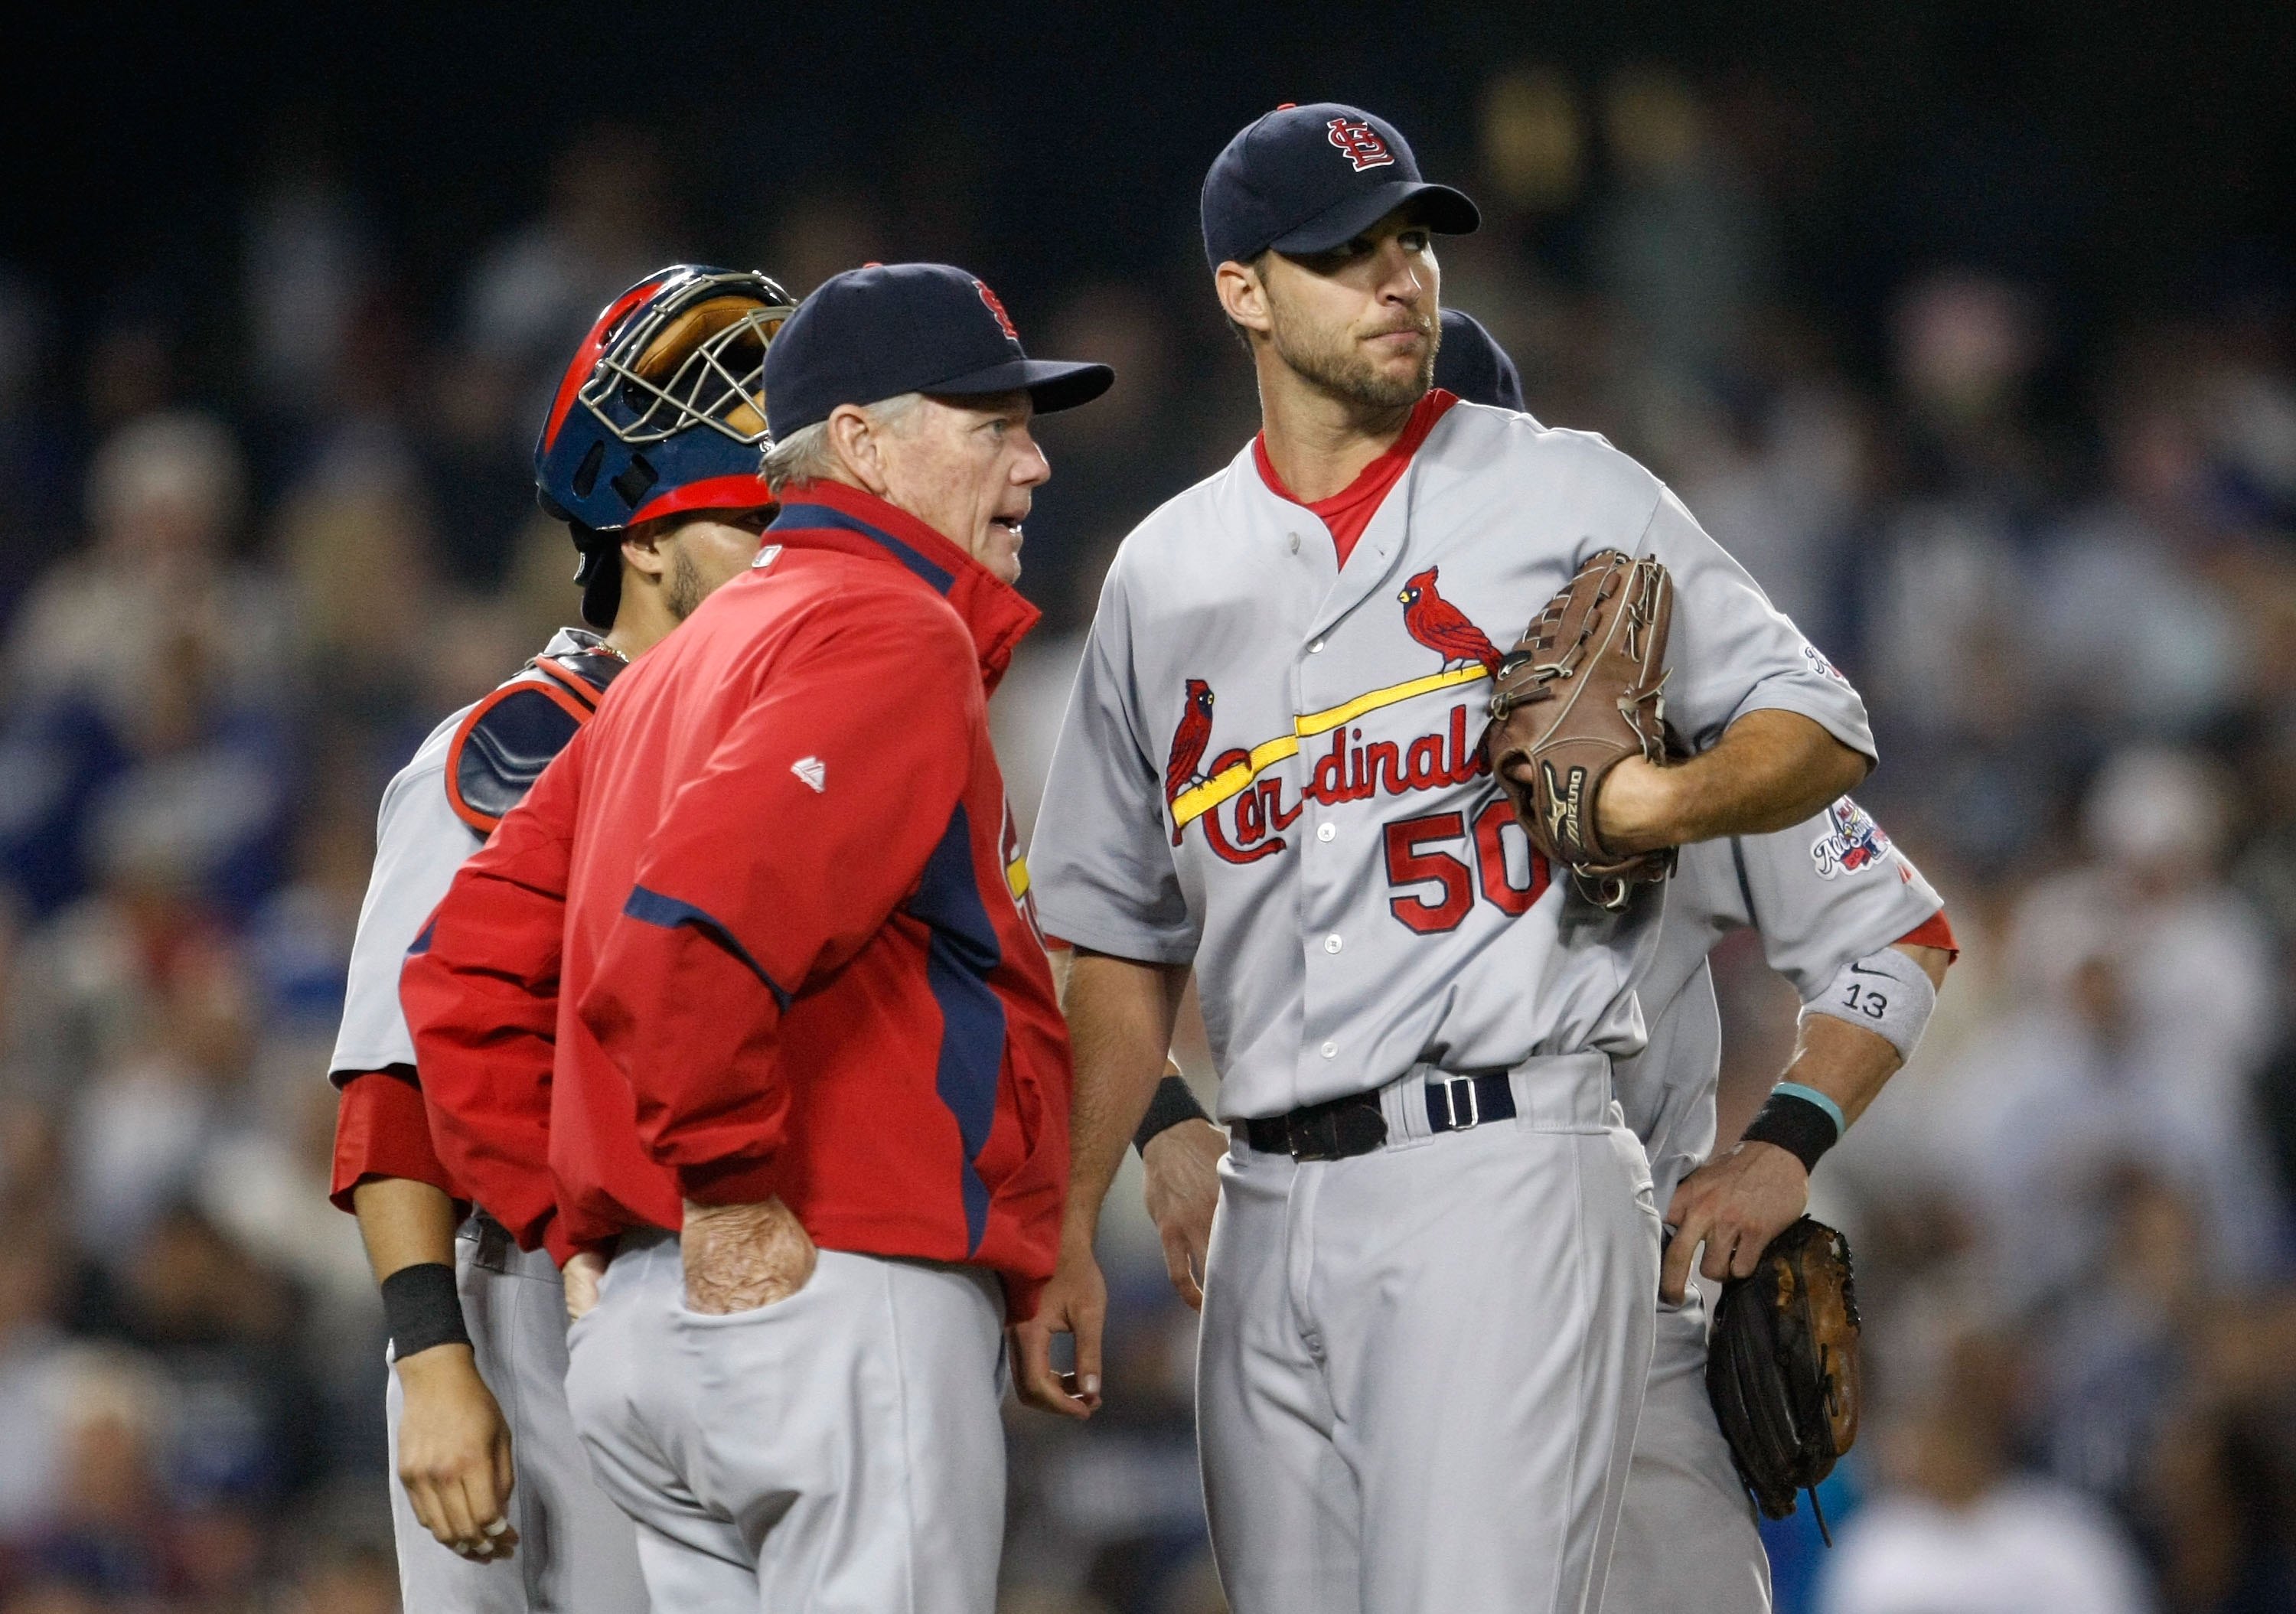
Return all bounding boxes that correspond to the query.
[1252,388,1461,568]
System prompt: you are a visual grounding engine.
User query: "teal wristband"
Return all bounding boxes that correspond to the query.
[1772,1082,1845,1138]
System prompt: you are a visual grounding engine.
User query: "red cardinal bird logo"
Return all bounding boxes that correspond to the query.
[1165,680,1216,844]
[1397,566,1501,673]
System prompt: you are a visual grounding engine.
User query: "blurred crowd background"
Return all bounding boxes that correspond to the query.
[2,4,2294,1611]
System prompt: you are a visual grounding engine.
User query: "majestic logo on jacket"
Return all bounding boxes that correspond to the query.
[1326,116,1396,172]
[1811,796,1890,879]
[1398,566,1502,673]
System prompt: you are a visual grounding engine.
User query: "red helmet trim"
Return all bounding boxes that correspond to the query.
[541,276,673,452]
[629,473,775,526]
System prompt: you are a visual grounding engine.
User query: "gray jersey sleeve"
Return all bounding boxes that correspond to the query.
[328,714,480,1077]
[1731,800,1944,1001]
[1636,486,1875,760]
[1029,558,1197,964]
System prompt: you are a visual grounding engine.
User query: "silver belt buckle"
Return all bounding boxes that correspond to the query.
[1437,1074,1481,1132]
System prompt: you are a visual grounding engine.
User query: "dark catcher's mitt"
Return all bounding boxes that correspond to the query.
[1706,1216,1864,1537]
[1484,549,1674,910]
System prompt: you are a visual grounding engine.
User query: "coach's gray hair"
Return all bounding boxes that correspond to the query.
[761,392,926,494]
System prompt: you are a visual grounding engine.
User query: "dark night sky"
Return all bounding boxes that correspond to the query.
[11,1,2293,344]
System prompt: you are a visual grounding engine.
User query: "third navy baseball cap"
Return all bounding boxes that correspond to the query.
[1201,102,1479,270]
[764,262,1114,439]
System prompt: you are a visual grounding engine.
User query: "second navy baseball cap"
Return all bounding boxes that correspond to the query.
[764,262,1114,439]
[1201,102,1479,269]
[1433,309,1526,413]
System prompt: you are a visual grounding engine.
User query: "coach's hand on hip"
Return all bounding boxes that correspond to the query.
[681,1197,817,1314]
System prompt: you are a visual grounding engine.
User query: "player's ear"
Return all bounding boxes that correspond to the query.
[1215,259,1273,338]
[619,518,671,584]
[823,403,894,497]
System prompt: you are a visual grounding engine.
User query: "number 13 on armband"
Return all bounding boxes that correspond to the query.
[1841,983,1887,1019]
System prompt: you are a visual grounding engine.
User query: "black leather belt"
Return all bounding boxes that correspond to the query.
[1239,1071,1518,1160]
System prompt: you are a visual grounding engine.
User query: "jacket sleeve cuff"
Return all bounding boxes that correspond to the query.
[331,1071,462,1211]
[675,1154,782,1207]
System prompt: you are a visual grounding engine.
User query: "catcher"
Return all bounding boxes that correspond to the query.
[1127,324,1956,1613]
[328,264,791,1612]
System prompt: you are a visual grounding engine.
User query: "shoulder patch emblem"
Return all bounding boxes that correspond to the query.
[1811,796,1890,879]
[1802,644,1851,686]
[791,756,827,793]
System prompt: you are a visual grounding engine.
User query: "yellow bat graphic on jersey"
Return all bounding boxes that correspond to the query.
[1169,664,1492,830]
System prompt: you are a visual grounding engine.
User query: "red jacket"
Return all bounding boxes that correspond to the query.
[401,480,1073,1315]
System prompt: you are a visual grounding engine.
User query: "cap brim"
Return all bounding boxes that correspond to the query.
[921,356,1116,416]
[1270,181,1481,256]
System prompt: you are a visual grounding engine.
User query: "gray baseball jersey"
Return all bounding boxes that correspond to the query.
[1608,803,1944,1614]
[1623,797,1945,1209]
[1029,397,1875,1119]
[329,626,644,1614]
[329,627,613,1078]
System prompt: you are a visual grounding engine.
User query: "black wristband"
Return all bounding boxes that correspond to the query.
[381,1262,472,1360]
[1740,1091,1839,1176]
[1133,1073,1212,1156]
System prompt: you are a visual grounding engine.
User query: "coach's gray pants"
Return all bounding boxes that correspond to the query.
[563,1230,1008,1614]
[1198,1053,1661,1614]
[386,1218,650,1613]
[1607,1283,1771,1612]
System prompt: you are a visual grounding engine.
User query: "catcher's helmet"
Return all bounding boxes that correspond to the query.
[535,265,796,626]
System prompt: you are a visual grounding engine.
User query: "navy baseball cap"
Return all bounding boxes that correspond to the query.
[764,262,1113,439]
[1434,309,1526,412]
[1201,102,1479,269]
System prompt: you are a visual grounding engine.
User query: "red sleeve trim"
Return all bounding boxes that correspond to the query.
[331,1070,463,1211]
[1897,909,1958,962]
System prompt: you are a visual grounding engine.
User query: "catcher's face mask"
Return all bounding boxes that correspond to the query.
[535,266,795,536]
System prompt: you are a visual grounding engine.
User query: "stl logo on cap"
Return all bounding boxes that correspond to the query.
[974,279,1021,344]
[1326,115,1395,173]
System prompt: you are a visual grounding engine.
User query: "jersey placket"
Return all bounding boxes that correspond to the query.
[1288,459,1422,1107]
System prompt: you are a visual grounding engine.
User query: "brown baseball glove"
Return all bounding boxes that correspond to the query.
[1705,1216,1864,1539]
[1483,549,1674,910]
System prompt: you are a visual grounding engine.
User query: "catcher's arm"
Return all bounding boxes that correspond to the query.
[1659,941,1949,1303]
[1600,708,1870,857]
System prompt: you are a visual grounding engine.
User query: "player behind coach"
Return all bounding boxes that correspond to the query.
[329,266,792,1609]
[403,262,1110,1612]
[1021,103,1876,1614]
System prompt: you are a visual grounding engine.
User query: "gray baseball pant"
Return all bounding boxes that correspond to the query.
[1196,1052,1662,1614]
[563,1229,1009,1614]
[386,1217,651,1613]
[1606,1284,1771,1612]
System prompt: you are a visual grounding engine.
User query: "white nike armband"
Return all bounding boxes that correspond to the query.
[1799,945,1936,1065]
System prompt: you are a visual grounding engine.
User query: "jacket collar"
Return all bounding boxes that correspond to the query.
[766,480,1041,692]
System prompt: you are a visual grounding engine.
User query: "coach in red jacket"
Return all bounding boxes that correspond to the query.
[401,262,1108,1614]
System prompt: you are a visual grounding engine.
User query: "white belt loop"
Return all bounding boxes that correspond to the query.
[1503,1051,1614,1130]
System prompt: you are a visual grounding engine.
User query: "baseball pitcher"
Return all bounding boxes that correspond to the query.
[1020,103,1877,1613]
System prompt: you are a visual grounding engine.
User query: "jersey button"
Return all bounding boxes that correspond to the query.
[1321,1041,1339,1058]
[1309,637,1326,654]
[1325,934,1342,953]
[1287,531,1302,554]
[1316,823,1336,842]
